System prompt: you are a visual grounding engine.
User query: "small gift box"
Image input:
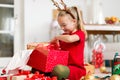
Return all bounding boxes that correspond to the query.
[7,75,27,80]
[27,43,69,72]
[112,53,120,75]
[84,63,95,74]
[7,70,32,80]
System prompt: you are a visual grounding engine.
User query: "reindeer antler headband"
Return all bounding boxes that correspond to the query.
[51,0,75,19]
[51,0,67,10]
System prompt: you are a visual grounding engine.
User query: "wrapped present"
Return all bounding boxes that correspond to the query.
[7,74,34,80]
[7,70,32,80]
[27,43,69,72]
[84,63,95,74]
[112,52,120,75]
[7,75,27,80]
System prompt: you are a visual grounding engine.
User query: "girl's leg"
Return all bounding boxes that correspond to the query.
[68,66,86,80]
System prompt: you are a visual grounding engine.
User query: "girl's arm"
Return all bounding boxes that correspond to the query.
[55,34,80,43]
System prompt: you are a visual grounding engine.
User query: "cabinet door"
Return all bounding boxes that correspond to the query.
[0,0,14,57]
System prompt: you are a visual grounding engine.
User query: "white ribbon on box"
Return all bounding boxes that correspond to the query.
[2,50,33,74]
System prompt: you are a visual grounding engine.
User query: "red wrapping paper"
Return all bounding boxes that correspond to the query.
[27,43,69,72]
[0,77,7,80]
[24,71,57,80]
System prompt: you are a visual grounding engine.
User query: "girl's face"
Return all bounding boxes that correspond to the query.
[57,15,77,34]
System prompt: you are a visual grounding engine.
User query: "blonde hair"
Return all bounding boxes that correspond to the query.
[58,6,88,39]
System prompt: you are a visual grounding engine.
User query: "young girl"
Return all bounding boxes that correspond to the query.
[50,6,88,80]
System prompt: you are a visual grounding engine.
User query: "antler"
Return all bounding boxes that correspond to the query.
[51,0,61,10]
[60,0,67,10]
[51,0,75,19]
[51,0,67,10]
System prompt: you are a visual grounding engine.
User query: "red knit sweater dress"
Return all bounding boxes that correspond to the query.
[59,30,86,80]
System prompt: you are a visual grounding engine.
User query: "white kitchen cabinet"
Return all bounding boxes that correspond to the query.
[0,0,24,67]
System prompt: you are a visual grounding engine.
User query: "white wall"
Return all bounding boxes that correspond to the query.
[24,0,53,44]
[102,0,120,18]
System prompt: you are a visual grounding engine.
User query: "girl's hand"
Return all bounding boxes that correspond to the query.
[50,37,60,49]
[50,37,57,44]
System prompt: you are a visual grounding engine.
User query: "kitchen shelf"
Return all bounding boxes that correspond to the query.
[85,24,120,34]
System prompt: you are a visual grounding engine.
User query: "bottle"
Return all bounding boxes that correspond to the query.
[112,52,119,75]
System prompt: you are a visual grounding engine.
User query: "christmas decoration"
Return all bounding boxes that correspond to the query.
[25,71,58,80]
[92,38,105,68]
[99,66,107,73]
[110,75,120,80]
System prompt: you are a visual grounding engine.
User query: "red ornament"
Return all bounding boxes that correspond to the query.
[2,69,6,74]
[92,49,104,68]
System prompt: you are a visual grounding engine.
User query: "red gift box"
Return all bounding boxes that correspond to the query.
[27,43,69,72]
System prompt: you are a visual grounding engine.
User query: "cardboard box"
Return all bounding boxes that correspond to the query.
[27,44,69,72]
[27,42,49,50]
